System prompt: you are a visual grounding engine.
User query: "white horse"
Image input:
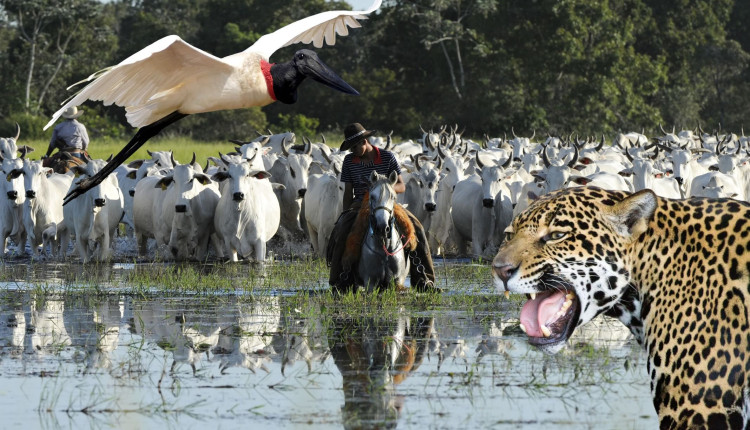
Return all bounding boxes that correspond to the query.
[358,171,410,291]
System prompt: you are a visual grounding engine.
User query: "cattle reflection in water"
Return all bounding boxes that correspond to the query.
[329,315,434,430]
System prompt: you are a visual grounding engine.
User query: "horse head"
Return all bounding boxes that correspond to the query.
[368,170,399,237]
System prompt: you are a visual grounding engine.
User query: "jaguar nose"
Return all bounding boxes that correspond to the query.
[493,263,518,284]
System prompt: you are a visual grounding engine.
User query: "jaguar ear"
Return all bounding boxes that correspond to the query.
[606,190,657,238]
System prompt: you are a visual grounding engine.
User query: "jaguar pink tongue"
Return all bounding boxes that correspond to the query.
[519,291,568,337]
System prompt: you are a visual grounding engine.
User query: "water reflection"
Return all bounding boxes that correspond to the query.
[329,314,434,430]
[0,290,652,429]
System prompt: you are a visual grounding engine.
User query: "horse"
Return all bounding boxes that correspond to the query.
[357,171,410,291]
[44,149,88,174]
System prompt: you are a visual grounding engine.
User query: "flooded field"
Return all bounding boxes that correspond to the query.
[0,258,657,429]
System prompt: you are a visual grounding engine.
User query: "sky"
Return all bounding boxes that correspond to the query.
[345,0,377,10]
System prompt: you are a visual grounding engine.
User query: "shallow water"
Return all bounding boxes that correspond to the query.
[0,260,657,429]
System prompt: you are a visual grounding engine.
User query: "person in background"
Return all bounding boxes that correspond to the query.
[44,106,90,171]
[326,122,438,292]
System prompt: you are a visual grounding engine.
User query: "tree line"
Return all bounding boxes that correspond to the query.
[0,0,748,142]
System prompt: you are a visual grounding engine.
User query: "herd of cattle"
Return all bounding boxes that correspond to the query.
[0,124,748,263]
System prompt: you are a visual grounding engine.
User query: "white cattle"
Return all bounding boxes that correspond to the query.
[400,156,441,231]
[625,157,682,199]
[0,124,20,160]
[115,153,175,236]
[212,155,280,262]
[451,175,496,257]
[0,157,26,253]
[430,153,467,254]
[537,144,580,194]
[155,155,221,260]
[60,159,124,263]
[21,160,74,256]
[660,145,710,197]
[269,141,313,237]
[132,174,167,256]
[304,166,343,258]
[566,171,633,192]
[254,130,296,155]
[689,171,744,200]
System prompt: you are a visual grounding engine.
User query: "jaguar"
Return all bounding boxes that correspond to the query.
[492,186,749,429]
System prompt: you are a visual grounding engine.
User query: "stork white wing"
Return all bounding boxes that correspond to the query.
[44,35,234,130]
[247,0,382,60]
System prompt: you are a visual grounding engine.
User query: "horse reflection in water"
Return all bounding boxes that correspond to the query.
[359,171,409,291]
[329,314,434,429]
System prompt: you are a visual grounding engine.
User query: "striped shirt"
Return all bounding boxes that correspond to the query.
[340,147,401,201]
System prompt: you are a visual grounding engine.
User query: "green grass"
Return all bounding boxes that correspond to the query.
[22,137,241,165]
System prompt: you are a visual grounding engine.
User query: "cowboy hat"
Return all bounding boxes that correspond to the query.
[341,123,377,151]
[62,106,83,119]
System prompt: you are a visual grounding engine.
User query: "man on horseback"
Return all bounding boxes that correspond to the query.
[43,106,90,173]
[327,122,438,292]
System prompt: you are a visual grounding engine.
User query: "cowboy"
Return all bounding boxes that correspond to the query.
[44,106,90,170]
[326,123,438,292]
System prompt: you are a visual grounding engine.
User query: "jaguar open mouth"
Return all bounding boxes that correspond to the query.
[519,289,580,347]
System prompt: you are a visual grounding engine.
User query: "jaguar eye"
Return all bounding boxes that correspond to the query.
[543,231,568,242]
[503,227,515,242]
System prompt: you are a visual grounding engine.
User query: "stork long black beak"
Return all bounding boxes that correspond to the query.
[296,49,359,95]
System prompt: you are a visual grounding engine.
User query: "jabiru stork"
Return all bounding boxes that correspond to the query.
[46,0,382,205]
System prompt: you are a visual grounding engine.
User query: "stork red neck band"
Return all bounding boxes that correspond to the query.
[260,60,276,101]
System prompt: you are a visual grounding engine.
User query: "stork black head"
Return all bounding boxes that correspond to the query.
[271,49,359,104]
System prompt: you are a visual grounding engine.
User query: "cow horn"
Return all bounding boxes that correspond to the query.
[13,123,20,141]
[596,134,605,151]
[501,154,512,169]
[567,144,579,168]
[623,141,634,162]
[475,151,485,168]
[259,136,270,147]
[437,142,447,159]
[385,134,391,150]
[511,126,518,139]
[419,124,427,135]
[190,152,196,166]
[267,128,273,135]
[659,123,668,135]
[219,152,231,165]
[305,138,313,155]
[529,129,536,141]
[320,134,326,145]
[541,145,551,168]
[147,149,153,157]
[106,154,113,162]
[247,149,258,164]
[415,155,423,171]
[656,143,673,154]
[281,136,290,156]
[171,152,177,166]
[321,148,332,164]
